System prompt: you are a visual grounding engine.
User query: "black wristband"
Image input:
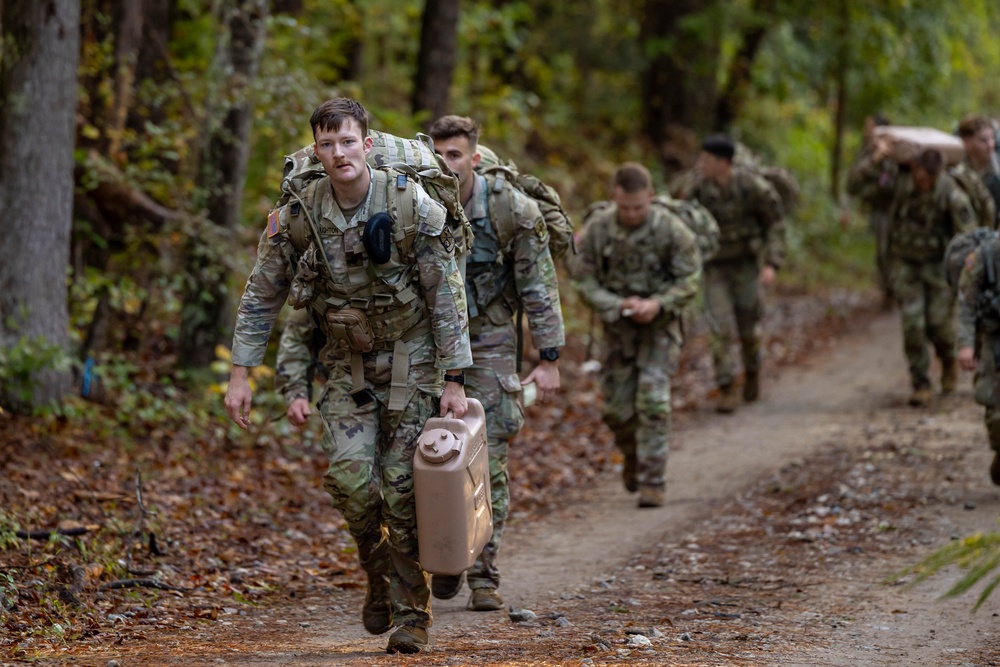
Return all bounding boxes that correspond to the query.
[443,373,465,385]
[539,347,560,362]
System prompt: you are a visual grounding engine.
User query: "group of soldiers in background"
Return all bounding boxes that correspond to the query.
[223,95,1000,654]
[846,113,1000,484]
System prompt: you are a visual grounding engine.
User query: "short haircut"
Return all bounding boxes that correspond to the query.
[701,134,736,161]
[958,114,993,139]
[428,115,481,148]
[913,148,944,176]
[310,98,369,139]
[613,162,653,194]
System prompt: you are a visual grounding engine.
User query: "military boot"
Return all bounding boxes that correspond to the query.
[362,573,392,635]
[908,386,933,407]
[941,359,958,394]
[716,383,739,414]
[743,370,760,403]
[637,485,665,508]
[386,625,429,654]
[622,451,638,493]
[470,587,504,611]
[991,452,1000,486]
[431,572,464,600]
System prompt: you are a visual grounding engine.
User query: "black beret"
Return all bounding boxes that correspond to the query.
[701,135,735,161]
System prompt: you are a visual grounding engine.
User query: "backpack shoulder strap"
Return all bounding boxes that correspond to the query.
[483,169,520,251]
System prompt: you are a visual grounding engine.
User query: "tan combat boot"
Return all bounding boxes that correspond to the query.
[941,359,958,394]
[637,485,665,508]
[470,587,504,611]
[716,383,739,413]
[386,625,429,654]
[908,387,933,407]
[743,370,760,402]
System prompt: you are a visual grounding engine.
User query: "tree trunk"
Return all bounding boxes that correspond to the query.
[180,0,268,367]
[0,0,81,409]
[714,0,776,133]
[830,0,851,201]
[412,0,460,128]
[640,0,721,177]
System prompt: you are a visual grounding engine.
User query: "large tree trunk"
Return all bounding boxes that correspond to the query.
[714,0,776,133]
[180,0,268,367]
[0,0,81,410]
[412,0,460,128]
[640,0,721,177]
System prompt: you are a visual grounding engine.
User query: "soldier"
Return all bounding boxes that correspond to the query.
[425,115,564,610]
[957,234,1000,485]
[854,147,975,405]
[573,162,701,508]
[846,114,896,307]
[224,98,473,654]
[956,115,1000,227]
[677,135,786,413]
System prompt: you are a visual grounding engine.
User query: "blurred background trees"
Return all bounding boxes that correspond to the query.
[2,0,1000,412]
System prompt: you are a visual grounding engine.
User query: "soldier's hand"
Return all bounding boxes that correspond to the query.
[287,397,312,426]
[522,361,560,403]
[959,346,977,371]
[759,265,777,287]
[627,298,662,324]
[441,382,468,418]
[225,366,254,430]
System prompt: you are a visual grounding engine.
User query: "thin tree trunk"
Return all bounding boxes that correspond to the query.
[0,0,81,409]
[830,0,850,201]
[714,0,776,133]
[180,0,268,367]
[640,0,721,177]
[412,0,460,127]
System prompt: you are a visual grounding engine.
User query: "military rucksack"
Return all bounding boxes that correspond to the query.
[733,142,800,216]
[945,226,999,292]
[279,130,473,256]
[475,144,575,258]
[948,165,997,230]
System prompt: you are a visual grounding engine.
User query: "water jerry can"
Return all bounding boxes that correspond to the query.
[413,398,492,575]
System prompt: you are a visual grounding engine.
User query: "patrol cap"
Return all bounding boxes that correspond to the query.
[363,212,393,264]
[701,134,735,161]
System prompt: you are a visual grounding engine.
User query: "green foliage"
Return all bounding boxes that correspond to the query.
[0,335,76,414]
[891,531,1000,611]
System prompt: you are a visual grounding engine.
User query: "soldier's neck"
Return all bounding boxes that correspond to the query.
[330,172,371,211]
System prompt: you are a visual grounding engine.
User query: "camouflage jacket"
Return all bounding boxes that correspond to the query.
[684,167,786,267]
[231,167,472,373]
[274,307,317,404]
[464,173,565,350]
[572,204,701,340]
[883,170,976,262]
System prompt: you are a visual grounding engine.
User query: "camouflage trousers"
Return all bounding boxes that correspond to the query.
[316,346,440,629]
[890,258,956,390]
[464,322,525,590]
[704,258,763,388]
[974,334,1000,452]
[600,326,677,490]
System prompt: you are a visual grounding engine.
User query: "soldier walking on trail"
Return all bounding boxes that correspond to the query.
[224,98,473,654]
[846,114,896,308]
[425,115,565,612]
[957,232,1000,485]
[854,146,975,406]
[573,163,701,508]
[676,135,786,413]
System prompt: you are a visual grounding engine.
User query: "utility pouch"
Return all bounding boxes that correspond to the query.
[325,307,375,353]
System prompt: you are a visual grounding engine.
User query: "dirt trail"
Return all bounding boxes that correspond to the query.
[90,311,1000,666]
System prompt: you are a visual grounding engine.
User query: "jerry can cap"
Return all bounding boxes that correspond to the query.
[418,428,461,463]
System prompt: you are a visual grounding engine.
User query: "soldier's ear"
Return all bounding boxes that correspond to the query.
[363,135,374,154]
[472,151,481,168]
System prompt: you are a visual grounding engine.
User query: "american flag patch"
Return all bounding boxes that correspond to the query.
[266,209,279,238]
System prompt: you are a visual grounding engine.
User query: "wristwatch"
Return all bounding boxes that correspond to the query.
[538,347,560,362]
[443,373,465,385]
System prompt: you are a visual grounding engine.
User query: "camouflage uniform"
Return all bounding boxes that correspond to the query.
[953,155,1000,229]
[572,203,701,492]
[460,172,564,591]
[856,160,976,391]
[232,166,473,631]
[683,167,785,389]
[847,145,898,299]
[958,239,1000,459]
[274,306,321,405]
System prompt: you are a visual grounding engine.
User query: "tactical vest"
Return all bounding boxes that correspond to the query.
[584,204,684,298]
[283,167,434,410]
[889,174,959,263]
[692,170,765,263]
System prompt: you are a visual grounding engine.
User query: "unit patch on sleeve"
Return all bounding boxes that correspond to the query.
[267,209,280,238]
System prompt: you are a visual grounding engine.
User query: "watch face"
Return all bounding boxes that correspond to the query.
[540,348,559,361]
